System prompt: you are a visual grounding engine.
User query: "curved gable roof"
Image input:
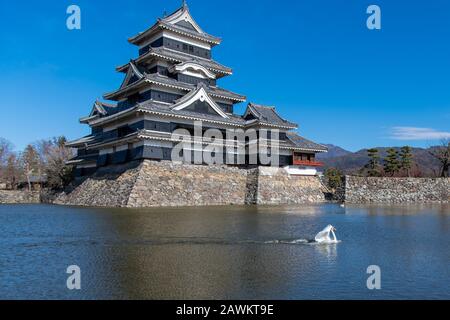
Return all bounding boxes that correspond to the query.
[128,4,221,46]
[245,103,298,129]
[162,3,204,34]
[171,83,229,118]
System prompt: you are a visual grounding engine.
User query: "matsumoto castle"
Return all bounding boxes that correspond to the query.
[67,2,327,177]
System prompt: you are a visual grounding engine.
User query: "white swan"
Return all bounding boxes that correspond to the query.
[314,225,339,244]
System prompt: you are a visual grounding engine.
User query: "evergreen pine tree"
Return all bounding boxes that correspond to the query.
[399,146,413,177]
[324,167,343,190]
[364,148,380,177]
[384,148,400,176]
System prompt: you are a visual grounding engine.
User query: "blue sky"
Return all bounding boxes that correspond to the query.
[0,0,449,152]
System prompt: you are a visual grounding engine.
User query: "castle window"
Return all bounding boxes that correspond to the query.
[118,125,133,138]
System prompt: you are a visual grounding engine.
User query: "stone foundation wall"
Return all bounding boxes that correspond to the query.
[255,167,327,204]
[54,161,142,207]
[0,190,41,204]
[127,160,250,207]
[340,176,450,204]
[54,160,326,208]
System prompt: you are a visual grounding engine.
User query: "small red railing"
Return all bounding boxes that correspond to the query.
[293,160,324,167]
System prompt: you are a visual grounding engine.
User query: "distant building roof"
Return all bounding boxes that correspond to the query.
[20,175,47,184]
[245,103,298,129]
[285,132,328,153]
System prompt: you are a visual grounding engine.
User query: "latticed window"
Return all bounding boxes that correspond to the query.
[293,153,315,162]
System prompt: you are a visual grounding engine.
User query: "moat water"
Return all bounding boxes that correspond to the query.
[0,203,449,300]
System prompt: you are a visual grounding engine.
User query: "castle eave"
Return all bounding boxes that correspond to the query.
[138,129,243,148]
[66,135,96,148]
[104,74,246,103]
[116,48,233,77]
[285,133,328,153]
[79,115,98,124]
[86,132,140,151]
[128,21,221,47]
[244,121,298,130]
[280,145,328,153]
[137,104,245,127]
[88,106,139,127]
[103,78,147,100]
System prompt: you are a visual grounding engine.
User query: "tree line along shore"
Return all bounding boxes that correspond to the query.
[0,137,73,192]
[323,142,449,192]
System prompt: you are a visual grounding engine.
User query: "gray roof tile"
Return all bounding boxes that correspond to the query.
[129,20,220,46]
[138,101,246,126]
[285,132,328,152]
[246,103,298,128]
[127,47,233,75]
[105,72,246,102]
[144,73,245,101]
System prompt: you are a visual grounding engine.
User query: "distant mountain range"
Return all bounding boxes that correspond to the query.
[318,144,353,159]
[317,144,443,177]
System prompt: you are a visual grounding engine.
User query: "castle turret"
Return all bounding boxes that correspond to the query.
[67,2,327,177]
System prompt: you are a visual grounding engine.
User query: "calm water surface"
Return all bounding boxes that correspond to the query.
[0,203,449,300]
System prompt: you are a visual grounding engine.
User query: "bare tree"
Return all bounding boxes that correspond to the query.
[21,144,39,191]
[36,136,74,189]
[5,154,21,189]
[0,138,14,183]
[429,139,450,178]
[0,138,13,164]
[34,139,53,182]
